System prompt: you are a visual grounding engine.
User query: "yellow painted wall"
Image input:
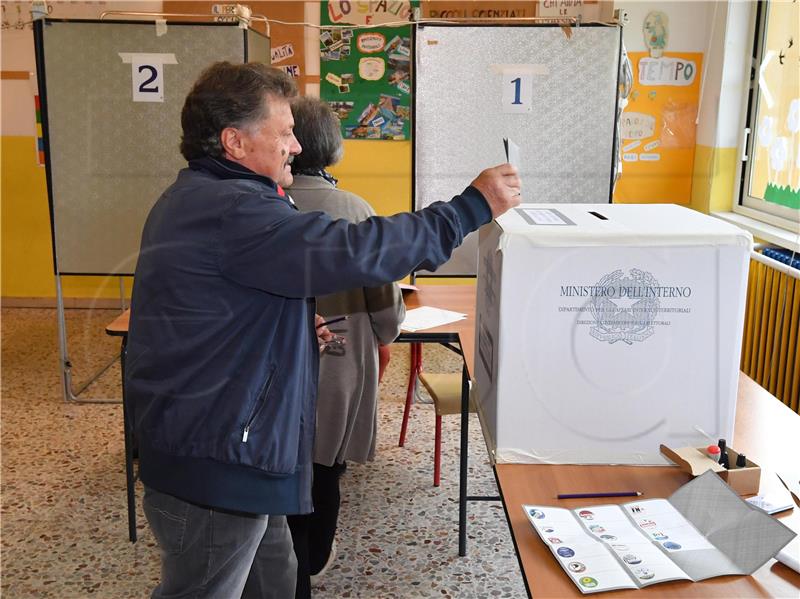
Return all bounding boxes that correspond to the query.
[690,144,739,215]
[1,136,134,299]
[329,140,411,217]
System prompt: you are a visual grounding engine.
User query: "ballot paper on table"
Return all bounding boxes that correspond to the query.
[776,534,800,574]
[524,471,796,594]
[401,306,467,332]
[745,478,795,515]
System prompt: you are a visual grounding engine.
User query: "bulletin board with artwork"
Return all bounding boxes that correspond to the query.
[612,52,703,205]
[320,0,416,140]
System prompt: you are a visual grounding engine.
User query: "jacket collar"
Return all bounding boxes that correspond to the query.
[188,155,290,199]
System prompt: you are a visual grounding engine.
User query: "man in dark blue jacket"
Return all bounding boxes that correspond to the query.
[126,61,520,599]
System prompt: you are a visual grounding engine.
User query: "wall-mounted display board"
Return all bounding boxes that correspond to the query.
[612,52,703,206]
[320,0,416,140]
[413,24,622,276]
[35,19,268,275]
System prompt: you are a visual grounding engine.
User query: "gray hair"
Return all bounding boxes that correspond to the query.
[290,96,344,172]
[180,62,297,160]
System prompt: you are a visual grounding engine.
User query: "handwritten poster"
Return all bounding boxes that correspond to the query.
[613,52,703,205]
[320,0,416,140]
[423,1,537,20]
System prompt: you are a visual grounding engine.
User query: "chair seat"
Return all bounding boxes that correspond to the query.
[418,372,476,417]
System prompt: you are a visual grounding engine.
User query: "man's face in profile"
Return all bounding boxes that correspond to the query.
[234,95,302,185]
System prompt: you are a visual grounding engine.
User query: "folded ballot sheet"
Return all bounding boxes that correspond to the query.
[523,471,796,594]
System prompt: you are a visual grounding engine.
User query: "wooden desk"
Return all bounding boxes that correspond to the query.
[496,374,800,598]
[401,285,477,374]
[105,310,129,337]
[404,286,800,596]
[398,285,481,555]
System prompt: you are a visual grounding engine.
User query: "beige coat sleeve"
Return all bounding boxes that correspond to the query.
[365,282,405,345]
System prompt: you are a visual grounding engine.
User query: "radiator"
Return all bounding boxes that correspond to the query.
[741,250,800,412]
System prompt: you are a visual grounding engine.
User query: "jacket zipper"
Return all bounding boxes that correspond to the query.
[243,366,277,443]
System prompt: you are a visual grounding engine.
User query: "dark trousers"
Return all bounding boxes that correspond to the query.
[287,462,346,599]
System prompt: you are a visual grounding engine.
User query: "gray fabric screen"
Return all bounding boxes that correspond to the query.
[414,25,621,276]
[38,20,268,275]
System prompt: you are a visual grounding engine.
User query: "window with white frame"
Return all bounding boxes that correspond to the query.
[739,0,799,232]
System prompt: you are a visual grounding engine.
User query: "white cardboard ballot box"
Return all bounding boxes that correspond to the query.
[475,204,753,465]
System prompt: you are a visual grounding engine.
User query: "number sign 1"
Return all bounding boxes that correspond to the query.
[492,64,548,114]
[501,69,534,114]
[118,53,179,103]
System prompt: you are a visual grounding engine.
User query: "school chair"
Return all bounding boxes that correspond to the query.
[398,343,475,487]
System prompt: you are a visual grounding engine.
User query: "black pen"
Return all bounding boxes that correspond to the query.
[317,315,348,328]
[557,491,642,499]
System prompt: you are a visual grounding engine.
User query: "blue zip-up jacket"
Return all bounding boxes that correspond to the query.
[125,156,492,515]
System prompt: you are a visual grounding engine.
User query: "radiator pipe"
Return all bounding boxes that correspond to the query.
[751,246,800,281]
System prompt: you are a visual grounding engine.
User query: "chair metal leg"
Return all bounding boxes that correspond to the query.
[458,363,469,557]
[434,414,442,487]
[398,342,420,447]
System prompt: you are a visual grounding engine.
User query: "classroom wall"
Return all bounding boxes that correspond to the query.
[1,1,752,299]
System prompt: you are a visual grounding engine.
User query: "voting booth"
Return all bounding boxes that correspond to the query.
[474,204,753,465]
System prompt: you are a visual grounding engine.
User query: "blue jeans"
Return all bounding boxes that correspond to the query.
[143,486,297,599]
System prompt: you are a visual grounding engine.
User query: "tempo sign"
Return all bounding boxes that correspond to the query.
[638,57,697,86]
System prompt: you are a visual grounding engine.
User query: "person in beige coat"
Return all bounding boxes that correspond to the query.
[285,96,406,598]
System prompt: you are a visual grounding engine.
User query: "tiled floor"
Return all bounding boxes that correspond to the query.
[1,307,527,598]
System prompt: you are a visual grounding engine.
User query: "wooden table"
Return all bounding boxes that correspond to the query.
[401,284,477,372]
[496,374,800,597]
[399,285,482,555]
[403,285,800,596]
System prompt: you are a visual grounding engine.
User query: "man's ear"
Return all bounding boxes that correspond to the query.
[220,127,246,160]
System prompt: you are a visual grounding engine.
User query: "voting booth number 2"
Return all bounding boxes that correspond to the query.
[118,52,179,103]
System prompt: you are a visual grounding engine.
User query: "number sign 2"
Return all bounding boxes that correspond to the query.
[118,53,178,103]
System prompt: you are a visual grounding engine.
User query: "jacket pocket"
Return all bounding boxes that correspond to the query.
[242,364,278,443]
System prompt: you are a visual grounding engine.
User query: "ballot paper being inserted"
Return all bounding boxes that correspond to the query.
[503,137,520,170]
[401,306,466,332]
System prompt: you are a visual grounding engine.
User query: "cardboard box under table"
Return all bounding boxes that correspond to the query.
[475,204,753,465]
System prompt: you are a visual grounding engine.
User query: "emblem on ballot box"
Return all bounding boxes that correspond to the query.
[588,269,661,345]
